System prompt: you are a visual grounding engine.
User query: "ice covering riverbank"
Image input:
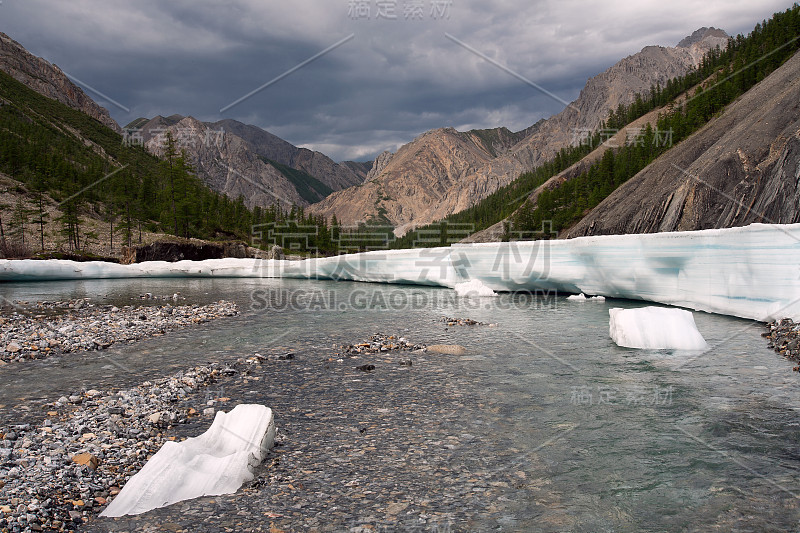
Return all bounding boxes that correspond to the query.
[2,223,799,321]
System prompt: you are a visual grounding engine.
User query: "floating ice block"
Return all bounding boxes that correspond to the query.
[609,307,709,350]
[453,278,496,297]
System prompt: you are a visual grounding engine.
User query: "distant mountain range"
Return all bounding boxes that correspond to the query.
[308,27,730,233]
[3,12,798,252]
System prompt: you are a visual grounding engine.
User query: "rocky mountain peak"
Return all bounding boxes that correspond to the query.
[366,151,394,182]
[308,25,734,231]
[0,32,121,132]
[677,27,729,48]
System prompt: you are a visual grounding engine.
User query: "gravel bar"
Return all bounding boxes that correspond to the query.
[0,299,239,366]
[1,326,550,532]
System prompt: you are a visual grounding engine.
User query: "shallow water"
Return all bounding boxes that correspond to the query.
[1,277,799,530]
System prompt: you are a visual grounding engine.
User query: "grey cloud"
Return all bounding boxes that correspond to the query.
[1,0,791,161]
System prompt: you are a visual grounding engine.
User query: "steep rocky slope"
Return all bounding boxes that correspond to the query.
[506,28,729,171]
[308,126,524,232]
[563,50,800,237]
[310,28,729,231]
[141,116,308,209]
[211,119,367,189]
[0,32,120,132]
[133,115,364,208]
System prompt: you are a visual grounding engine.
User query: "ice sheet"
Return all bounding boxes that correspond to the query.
[100,404,276,517]
[609,307,709,350]
[3,223,800,321]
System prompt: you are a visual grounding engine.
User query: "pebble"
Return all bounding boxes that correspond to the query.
[427,344,468,356]
[0,299,239,365]
[338,334,426,357]
[0,354,266,531]
[439,315,489,327]
[764,318,800,370]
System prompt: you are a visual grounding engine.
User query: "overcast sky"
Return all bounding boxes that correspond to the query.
[1,0,791,161]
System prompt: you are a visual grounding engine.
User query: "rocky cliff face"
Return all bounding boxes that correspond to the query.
[309,28,729,231]
[135,116,365,209]
[143,117,307,209]
[0,32,121,132]
[563,49,800,237]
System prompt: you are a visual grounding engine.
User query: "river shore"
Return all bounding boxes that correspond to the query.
[0,321,538,533]
[0,299,238,365]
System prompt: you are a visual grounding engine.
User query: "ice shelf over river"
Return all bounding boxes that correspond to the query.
[2,223,800,321]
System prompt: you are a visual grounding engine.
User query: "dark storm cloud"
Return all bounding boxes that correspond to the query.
[1,0,792,161]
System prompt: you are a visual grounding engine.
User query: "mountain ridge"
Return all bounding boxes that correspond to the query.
[130,115,366,208]
[562,48,800,237]
[307,27,730,232]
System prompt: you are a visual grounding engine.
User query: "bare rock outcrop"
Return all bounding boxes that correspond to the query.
[124,239,250,263]
[134,116,364,209]
[209,119,365,190]
[563,49,800,237]
[142,117,306,209]
[308,127,508,231]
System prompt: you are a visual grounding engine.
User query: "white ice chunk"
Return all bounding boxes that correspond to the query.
[454,278,496,297]
[567,293,605,301]
[609,307,709,350]
[101,404,276,517]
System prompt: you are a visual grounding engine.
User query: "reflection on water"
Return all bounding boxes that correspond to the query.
[1,277,798,530]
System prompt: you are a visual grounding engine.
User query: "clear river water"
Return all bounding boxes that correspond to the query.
[1,277,799,531]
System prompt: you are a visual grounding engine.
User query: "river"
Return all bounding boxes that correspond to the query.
[1,277,798,531]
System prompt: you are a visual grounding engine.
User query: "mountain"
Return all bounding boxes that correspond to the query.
[309,126,530,231]
[562,48,800,237]
[132,115,365,208]
[308,28,729,232]
[505,27,729,171]
[0,32,120,133]
[0,68,270,259]
[210,119,367,189]
[138,116,308,208]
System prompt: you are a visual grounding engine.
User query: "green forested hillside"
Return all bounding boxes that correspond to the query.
[0,71,277,251]
[510,4,800,237]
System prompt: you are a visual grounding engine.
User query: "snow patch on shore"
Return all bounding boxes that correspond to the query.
[101,404,276,517]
